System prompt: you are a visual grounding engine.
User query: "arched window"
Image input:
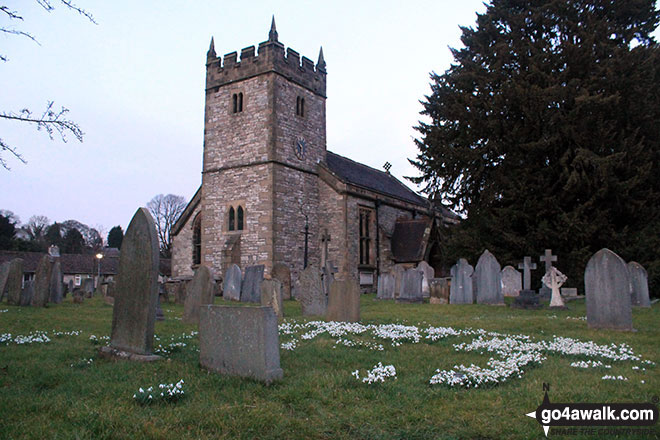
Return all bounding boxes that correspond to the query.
[238,92,243,112]
[192,213,201,265]
[228,206,235,231]
[300,97,305,117]
[237,206,244,230]
[233,94,238,113]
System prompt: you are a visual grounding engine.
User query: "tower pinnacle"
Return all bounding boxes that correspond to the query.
[316,46,326,72]
[268,15,278,42]
[207,36,216,59]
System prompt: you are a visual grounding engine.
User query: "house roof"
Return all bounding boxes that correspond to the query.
[390,218,431,263]
[0,250,119,275]
[325,151,428,207]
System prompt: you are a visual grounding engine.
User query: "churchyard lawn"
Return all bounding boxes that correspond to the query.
[0,296,658,439]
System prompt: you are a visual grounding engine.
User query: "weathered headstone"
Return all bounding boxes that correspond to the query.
[83,278,94,298]
[240,265,264,303]
[49,260,64,304]
[199,305,283,384]
[67,280,74,295]
[322,260,338,296]
[0,261,10,301]
[474,250,503,305]
[584,248,633,331]
[501,266,522,297]
[19,280,34,306]
[183,265,215,324]
[174,280,187,304]
[376,273,395,300]
[429,278,450,304]
[628,262,650,307]
[31,255,52,307]
[449,258,474,304]
[517,257,537,291]
[100,208,161,361]
[326,277,360,322]
[561,287,578,297]
[397,269,424,303]
[539,249,558,298]
[5,259,24,305]
[417,261,434,298]
[271,263,291,300]
[72,288,84,304]
[511,289,542,309]
[543,267,568,309]
[298,265,326,316]
[392,264,406,298]
[260,279,284,319]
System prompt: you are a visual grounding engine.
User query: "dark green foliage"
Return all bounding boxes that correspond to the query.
[45,222,64,248]
[62,228,85,254]
[0,214,16,249]
[107,225,123,249]
[412,0,660,293]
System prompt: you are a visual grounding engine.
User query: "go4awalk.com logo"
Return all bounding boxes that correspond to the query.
[526,383,658,437]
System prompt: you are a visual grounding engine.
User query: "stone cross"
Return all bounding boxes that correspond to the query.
[540,249,557,272]
[320,229,331,267]
[517,256,537,290]
[542,267,567,308]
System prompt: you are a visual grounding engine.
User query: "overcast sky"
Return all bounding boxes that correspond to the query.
[6,1,649,238]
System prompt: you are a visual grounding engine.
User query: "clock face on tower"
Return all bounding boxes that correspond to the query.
[294,137,307,160]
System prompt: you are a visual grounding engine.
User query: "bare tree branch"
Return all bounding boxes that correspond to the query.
[36,0,97,24]
[0,6,23,20]
[0,138,27,170]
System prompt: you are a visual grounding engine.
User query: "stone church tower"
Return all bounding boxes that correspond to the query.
[200,18,327,278]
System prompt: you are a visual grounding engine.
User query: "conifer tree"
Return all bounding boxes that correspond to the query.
[412,0,660,291]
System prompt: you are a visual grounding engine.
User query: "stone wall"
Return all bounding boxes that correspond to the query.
[171,203,201,279]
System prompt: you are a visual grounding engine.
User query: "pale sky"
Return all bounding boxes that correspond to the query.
[0,1,539,235]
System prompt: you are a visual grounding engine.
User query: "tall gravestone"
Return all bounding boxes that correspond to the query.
[183,265,215,324]
[397,269,424,303]
[417,261,434,298]
[474,250,503,305]
[326,278,360,322]
[83,278,94,297]
[299,266,326,316]
[628,262,650,308]
[6,259,24,306]
[449,258,474,304]
[260,279,284,319]
[241,265,264,303]
[392,264,406,298]
[20,280,34,306]
[31,255,52,307]
[49,260,64,304]
[376,273,395,300]
[223,264,242,301]
[271,263,291,300]
[199,305,283,384]
[100,208,161,361]
[0,261,10,301]
[584,248,633,331]
[501,266,522,297]
[429,278,450,304]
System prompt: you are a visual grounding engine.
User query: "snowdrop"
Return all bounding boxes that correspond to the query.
[353,363,397,384]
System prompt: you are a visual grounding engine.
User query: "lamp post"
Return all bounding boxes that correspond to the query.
[95,253,104,289]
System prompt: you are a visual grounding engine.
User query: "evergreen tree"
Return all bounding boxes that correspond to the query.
[107,225,124,249]
[45,222,64,248]
[0,214,16,250]
[412,0,660,292]
[62,228,85,254]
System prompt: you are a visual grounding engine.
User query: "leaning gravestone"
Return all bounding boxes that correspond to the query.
[199,305,283,384]
[397,269,423,303]
[83,278,94,298]
[501,266,522,297]
[326,277,360,322]
[99,208,161,361]
[260,279,284,319]
[241,265,264,303]
[0,261,10,301]
[6,259,24,305]
[450,259,474,304]
[628,262,650,307]
[429,278,450,304]
[299,265,326,316]
[31,254,52,307]
[417,261,434,298]
[474,250,503,305]
[393,264,406,298]
[322,260,338,297]
[223,264,242,301]
[49,260,64,304]
[376,273,395,300]
[19,280,34,306]
[271,263,291,300]
[183,265,215,325]
[584,248,633,331]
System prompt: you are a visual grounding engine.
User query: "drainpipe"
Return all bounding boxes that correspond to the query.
[375,200,381,278]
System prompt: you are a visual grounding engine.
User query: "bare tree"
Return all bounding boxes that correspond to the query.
[25,215,50,241]
[0,1,96,170]
[147,194,187,258]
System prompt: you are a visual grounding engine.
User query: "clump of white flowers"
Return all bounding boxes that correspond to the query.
[133,380,185,404]
[353,363,397,384]
[281,340,297,351]
[0,309,8,313]
[1,331,51,345]
[70,358,94,368]
[602,375,628,381]
[566,316,587,321]
[89,335,110,345]
[570,360,611,369]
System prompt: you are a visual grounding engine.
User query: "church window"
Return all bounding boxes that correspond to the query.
[359,207,373,266]
[228,206,235,231]
[237,206,244,230]
[232,92,244,113]
[296,96,305,117]
[192,213,202,265]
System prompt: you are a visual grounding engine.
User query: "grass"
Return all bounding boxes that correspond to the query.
[0,295,658,439]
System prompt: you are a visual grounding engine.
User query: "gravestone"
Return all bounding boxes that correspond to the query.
[393,264,406,298]
[511,289,542,309]
[322,260,338,297]
[429,278,450,304]
[449,258,474,304]
[174,280,187,304]
[19,280,34,306]
[271,263,291,300]
[417,261,434,298]
[561,287,578,297]
[156,296,165,321]
[517,257,537,292]
[543,267,568,309]
[67,280,74,295]
[106,280,116,298]
[183,265,215,324]
[474,250,503,305]
[31,254,52,307]
[72,288,85,304]
[223,265,242,301]
[298,266,326,316]
[0,261,10,301]
[100,208,161,361]
[240,265,264,303]
[376,273,395,300]
[501,266,522,297]
[584,248,633,331]
[5,259,24,305]
[397,269,424,303]
[49,261,64,304]
[326,277,360,322]
[199,305,283,384]
[628,262,650,307]
[83,278,94,298]
[260,279,284,319]
[539,249,558,298]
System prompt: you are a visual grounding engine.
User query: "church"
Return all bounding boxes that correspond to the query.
[171,20,458,290]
